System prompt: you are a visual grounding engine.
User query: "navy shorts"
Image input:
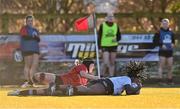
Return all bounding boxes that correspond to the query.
[159,50,173,58]
[22,51,39,57]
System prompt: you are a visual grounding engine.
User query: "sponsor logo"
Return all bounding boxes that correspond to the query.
[67,43,96,58]
[117,45,139,53]
[66,43,139,58]
[163,34,172,43]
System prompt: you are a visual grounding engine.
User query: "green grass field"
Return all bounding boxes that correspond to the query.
[0,87,180,109]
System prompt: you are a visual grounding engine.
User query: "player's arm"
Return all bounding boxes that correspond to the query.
[33,29,41,42]
[116,26,121,41]
[124,84,141,95]
[98,24,103,50]
[20,26,40,41]
[20,26,33,39]
[153,32,161,48]
[80,71,99,80]
[171,32,175,48]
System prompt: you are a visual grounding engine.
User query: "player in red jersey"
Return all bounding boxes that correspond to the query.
[32,58,99,86]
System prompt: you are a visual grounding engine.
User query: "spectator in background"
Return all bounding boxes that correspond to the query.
[98,13,121,77]
[86,2,96,14]
[20,15,40,87]
[153,18,175,85]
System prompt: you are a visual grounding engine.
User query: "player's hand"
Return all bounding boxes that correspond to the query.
[94,76,100,80]
[99,49,102,53]
[112,38,117,42]
[32,31,38,37]
[171,44,175,48]
[162,45,167,49]
[132,78,142,88]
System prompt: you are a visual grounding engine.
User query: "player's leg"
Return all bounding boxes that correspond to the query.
[21,55,33,87]
[29,54,39,85]
[66,79,114,96]
[109,51,116,76]
[64,83,106,96]
[101,51,110,77]
[8,83,56,96]
[8,88,46,96]
[167,57,173,84]
[158,56,166,79]
[75,83,107,95]
[33,72,56,85]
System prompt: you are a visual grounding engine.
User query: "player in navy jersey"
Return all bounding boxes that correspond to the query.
[20,15,40,88]
[153,18,175,85]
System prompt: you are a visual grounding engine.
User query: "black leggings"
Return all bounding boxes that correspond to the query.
[88,78,114,95]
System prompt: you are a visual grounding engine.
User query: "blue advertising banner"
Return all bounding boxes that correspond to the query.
[0,34,159,62]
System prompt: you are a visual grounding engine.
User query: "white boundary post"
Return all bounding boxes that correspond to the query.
[93,13,101,78]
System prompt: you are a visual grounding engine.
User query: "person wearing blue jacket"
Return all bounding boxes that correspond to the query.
[20,15,40,87]
[153,18,175,85]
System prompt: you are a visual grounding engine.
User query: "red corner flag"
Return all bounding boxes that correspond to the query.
[74,15,94,31]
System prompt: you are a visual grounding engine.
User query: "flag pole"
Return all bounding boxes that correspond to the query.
[92,13,101,78]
